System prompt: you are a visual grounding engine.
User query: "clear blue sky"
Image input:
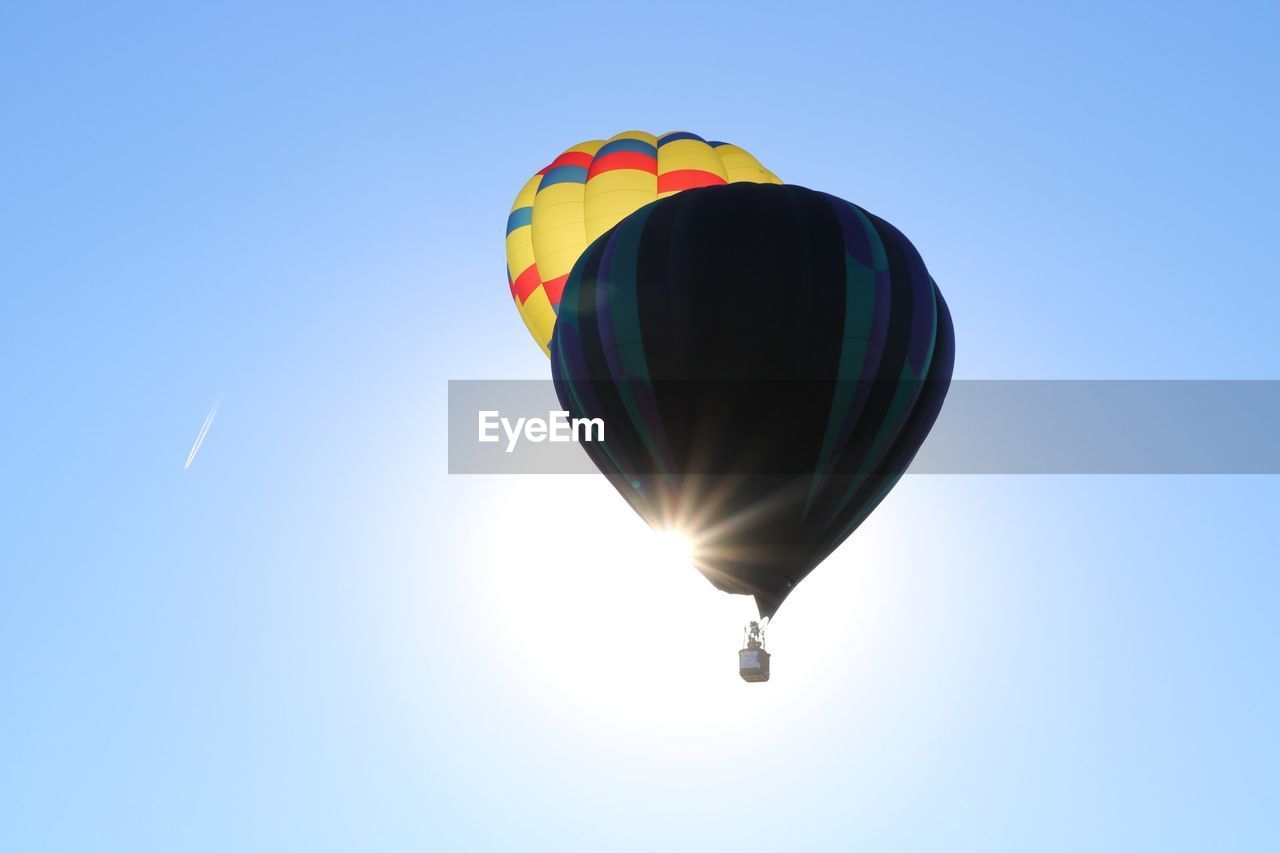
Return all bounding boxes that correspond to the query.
[2,2,1277,851]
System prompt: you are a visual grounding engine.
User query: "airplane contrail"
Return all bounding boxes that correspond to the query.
[185,398,221,470]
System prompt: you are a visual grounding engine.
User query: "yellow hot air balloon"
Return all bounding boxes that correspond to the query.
[505,130,781,355]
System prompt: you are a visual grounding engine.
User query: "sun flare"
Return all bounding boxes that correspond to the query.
[471,477,892,731]
[476,480,774,728]
[649,529,696,570]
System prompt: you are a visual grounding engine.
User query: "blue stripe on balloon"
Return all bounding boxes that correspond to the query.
[506,206,533,234]
[657,131,705,146]
[597,138,658,158]
[538,165,589,188]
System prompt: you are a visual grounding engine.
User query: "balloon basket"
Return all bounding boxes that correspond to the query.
[739,647,771,682]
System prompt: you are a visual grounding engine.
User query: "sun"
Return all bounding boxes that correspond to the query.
[649,529,695,570]
[475,478,777,731]
[467,474,902,733]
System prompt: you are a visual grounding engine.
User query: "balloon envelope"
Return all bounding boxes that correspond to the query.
[506,130,781,355]
[550,183,955,618]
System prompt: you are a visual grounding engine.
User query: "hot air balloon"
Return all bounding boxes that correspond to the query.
[505,131,781,355]
[550,183,955,674]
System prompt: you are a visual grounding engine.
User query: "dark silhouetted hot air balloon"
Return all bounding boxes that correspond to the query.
[550,183,954,623]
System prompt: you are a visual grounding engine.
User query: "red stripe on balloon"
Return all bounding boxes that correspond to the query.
[588,151,659,178]
[657,170,727,193]
[543,274,570,305]
[511,264,542,303]
[547,151,594,171]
